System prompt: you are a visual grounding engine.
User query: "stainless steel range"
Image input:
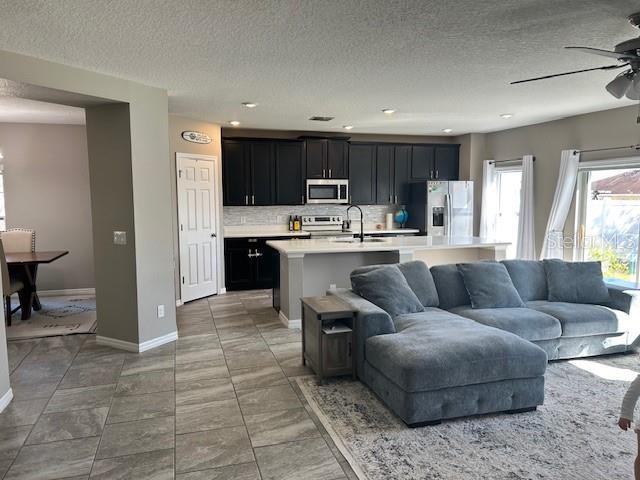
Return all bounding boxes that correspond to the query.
[301,215,353,238]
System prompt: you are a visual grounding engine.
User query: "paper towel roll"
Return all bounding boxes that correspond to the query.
[385,213,394,230]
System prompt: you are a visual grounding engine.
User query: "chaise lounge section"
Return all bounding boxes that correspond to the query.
[330,259,639,426]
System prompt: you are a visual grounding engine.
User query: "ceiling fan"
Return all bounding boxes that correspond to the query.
[511,12,640,100]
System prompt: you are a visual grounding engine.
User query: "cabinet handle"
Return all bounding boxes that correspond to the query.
[322,169,326,178]
[254,250,263,258]
[301,195,304,204]
[389,195,392,203]
[251,195,255,205]
[429,171,433,180]
[395,195,398,204]
[328,168,332,178]
[245,195,249,205]
[435,170,439,179]
[247,249,254,258]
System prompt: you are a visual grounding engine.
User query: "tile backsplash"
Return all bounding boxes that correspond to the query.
[224,205,396,226]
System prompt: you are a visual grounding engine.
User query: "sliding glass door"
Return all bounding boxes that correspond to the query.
[576,167,640,287]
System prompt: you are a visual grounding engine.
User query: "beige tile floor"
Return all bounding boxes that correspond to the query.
[0,289,357,479]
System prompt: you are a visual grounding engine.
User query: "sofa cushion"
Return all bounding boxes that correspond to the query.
[458,262,525,308]
[543,259,610,304]
[351,265,424,317]
[501,260,548,301]
[430,264,471,309]
[365,310,547,393]
[526,300,629,336]
[351,261,439,307]
[450,305,561,341]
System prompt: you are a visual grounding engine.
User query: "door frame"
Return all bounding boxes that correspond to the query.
[176,153,224,303]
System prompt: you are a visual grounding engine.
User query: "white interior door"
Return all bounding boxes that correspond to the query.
[177,154,218,302]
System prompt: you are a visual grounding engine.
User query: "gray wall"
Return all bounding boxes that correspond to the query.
[460,105,640,257]
[168,115,222,301]
[0,122,94,291]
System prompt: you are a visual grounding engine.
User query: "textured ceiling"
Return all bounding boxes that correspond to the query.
[0,96,85,124]
[0,0,639,134]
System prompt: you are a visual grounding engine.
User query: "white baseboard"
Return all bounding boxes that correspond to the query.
[176,299,183,307]
[278,310,301,329]
[219,287,227,294]
[39,288,96,297]
[97,331,178,353]
[0,389,13,413]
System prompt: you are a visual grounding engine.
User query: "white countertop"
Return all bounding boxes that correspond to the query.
[266,236,510,256]
[223,224,419,238]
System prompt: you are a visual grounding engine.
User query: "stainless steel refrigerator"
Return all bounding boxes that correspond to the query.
[407,181,474,236]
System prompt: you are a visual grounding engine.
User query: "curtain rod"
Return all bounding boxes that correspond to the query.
[574,144,640,155]
[489,157,535,165]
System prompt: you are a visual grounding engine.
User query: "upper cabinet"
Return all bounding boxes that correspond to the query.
[305,139,348,179]
[349,143,376,205]
[222,138,459,207]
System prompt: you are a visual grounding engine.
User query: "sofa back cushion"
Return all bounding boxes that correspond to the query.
[350,265,425,317]
[501,260,548,301]
[430,264,471,309]
[543,259,610,304]
[351,261,439,307]
[458,262,525,308]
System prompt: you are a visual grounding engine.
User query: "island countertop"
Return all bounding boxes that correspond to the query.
[266,236,509,256]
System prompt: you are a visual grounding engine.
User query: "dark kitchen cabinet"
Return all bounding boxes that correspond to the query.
[222,141,249,206]
[349,144,376,204]
[224,237,279,291]
[411,145,435,180]
[394,145,412,204]
[305,139,349,179]
[222,140,275,206]
[275,142,305,205]
[375,145,394,205]
[434,145,460,180]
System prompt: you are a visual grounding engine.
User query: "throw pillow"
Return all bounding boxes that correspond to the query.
[457,262,525,309]
[543,259,610,304]
[397,261,440,307]
[350,265,425,317]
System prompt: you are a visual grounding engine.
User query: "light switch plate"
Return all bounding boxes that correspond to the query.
[157,305,165,318]
[240,216,247,225]
[113,231,127,245]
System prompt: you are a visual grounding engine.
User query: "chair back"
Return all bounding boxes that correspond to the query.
[0,241,11,297]
[1,229,35,253]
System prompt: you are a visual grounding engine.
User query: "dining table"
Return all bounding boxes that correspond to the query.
[6,250,69,320]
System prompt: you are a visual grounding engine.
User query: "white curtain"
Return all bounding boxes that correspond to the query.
[479,160,498,238]
[540,149,581,259]
[516,155,536,259]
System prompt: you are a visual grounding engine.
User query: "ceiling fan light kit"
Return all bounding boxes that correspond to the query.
[512,12,640,101]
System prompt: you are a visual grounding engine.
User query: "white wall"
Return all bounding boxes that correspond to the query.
[0,122,94,291]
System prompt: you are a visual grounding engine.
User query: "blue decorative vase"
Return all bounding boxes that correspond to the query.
[394,206,408,228]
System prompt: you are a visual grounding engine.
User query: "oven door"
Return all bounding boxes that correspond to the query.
[306,180,348,204]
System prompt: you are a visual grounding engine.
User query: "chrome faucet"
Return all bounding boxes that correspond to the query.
[347,204,364,243]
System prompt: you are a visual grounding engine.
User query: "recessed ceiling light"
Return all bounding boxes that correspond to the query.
[242,102,257,108]
[343,125,354,130]
[442,128,453,133]
[500,113,514,119]
[229,120,240,127]
[382,108,396,115]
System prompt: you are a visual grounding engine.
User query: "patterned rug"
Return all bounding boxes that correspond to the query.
[297,353,640,480]
[6,295,97,340]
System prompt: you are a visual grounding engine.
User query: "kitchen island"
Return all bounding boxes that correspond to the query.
[266,236,510,328]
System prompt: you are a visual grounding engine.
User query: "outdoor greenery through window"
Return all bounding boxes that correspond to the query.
[576,167,640,287]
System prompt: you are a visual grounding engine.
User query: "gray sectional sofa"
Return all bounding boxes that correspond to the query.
[330,259,640,427]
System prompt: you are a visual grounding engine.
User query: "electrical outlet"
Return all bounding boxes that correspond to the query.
[276,215,284,224]
[157,305,165,318]
[240,216,247,224]
[113,231,127,245]
[329,283,337,290]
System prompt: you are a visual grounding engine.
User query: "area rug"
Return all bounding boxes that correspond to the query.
[297,353,640,480]
[6,295,97,340]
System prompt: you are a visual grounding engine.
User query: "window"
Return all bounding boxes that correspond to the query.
[575,167,640,287]
[495,168,522,259]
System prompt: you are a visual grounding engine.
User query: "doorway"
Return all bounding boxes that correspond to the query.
[176,153,219,302]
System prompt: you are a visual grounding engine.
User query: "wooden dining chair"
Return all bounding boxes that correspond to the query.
[0,229,35,253]
[0,241,27,326]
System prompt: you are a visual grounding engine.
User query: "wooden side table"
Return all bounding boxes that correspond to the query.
[301,296,357,384]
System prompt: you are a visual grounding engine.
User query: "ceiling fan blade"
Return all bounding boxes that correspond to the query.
[566,46,640,61]
[626,74,640,100]
[606,72,633,98]
[511,64,628,85]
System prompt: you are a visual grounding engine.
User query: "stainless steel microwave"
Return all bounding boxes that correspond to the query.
[306,179,349,204]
